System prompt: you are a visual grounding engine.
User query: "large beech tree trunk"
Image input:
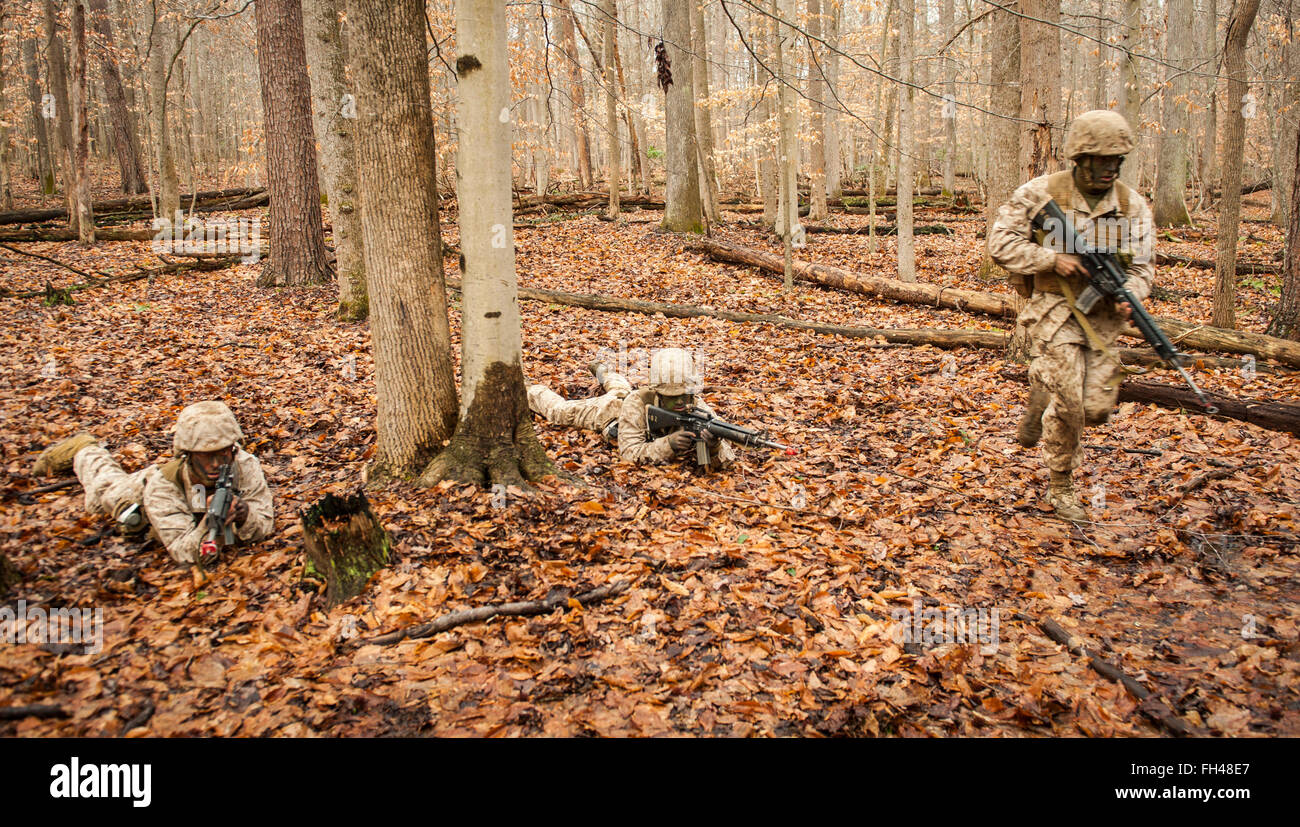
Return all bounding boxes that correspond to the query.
[254,0,333,287]
[660,0,703,232]
[345,0,459,481]
[420,0,554,487]
[1213,0,1262,329]
[304,0,367,319]
[896,0,915,281]
[1119,0,1142,187]
[87,0,147,194]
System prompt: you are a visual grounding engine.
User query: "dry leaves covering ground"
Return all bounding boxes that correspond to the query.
[1,195,1297,737]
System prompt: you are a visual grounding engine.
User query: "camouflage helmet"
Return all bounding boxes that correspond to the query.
[173,401,243,453]
[1063,110,1135,160]
[649,348,699,396]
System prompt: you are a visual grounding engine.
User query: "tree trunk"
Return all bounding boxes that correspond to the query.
[69,2,93,243]
[45,0,77,232]
[896,0,916,281]
[87,0,147,194]
[758,9,778,230]
[1153,0,1193,226]
[1213,0,1261,330]
[0,3,12,210]
[345,0,459,481]
[689,0,719,222]
[1119,0,1142,187]
[1268,120,1300,340]
[1270,21,1299,228]
[531,5,552,196]
[556,0,593,188]
[21,37,55,196]
[255,0,334,287]
[300,491,391,607]
[1198,0,1218,188]
[304,0,367,318]
[148,7,180,220]
[807,0,828,222]
[601,0,620,218]
[825,0,842,200]
[420,0,555,488]
[941,0,956,196]
[611,15,646,195]
[1019,0,1061,178]
[979,4,1018,280]
[660,0,703,232]
[774,0,801,251]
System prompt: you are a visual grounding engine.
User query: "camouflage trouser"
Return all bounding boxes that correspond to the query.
[527,371,633,436]
[1029,338,1122,473]
[72,444,148,520]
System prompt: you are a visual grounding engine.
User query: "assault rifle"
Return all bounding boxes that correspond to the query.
[198,463,235,566]
[1031,199,1218,413]
[647,406,796,467]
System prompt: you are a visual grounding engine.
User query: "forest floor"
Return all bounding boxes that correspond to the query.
[1,186,1297,737]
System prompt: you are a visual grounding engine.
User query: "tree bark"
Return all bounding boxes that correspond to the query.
[345,0,459,481]
[758,7,778,230]
[807,0,828,222]
[896,0,916,281]
[87,0,147,194]
[304,0,367,318]
[1119,0,1142,187]
[420,0,555,488]
[69,2,93,243]
[1213,0,1261,330]
[255,0,334,287]
[660,0,703,232]
[1268,120,1300,340]
[941,0,957,195]
[601,0,621,218]
[556,0,593,188]
[0,3,12,210]
[21,37,55,196]
[44,0,77,232]
[1153,0,1193,226]
[979,4,1019,280]
[825,0,842,200]
[689,0,719,222]
[148,6,180,220]
[1198,0,1218,187]
[1019,0,1061,178]
[300,491,391,607]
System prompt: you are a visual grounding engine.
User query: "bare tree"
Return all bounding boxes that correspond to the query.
[661,0,703,232]
[148,4,180,219]
[807,0,828,221]
[979,4,1019,280]
[1119,0,1142,186]
[556,0,593,188]
[897,0,916,282]
[21,37,55,196]
[689,0,720,222]
[1268,121,1300,339]
[601,0,620,217]
[304,0,367,318]
[1154,0,1193,226]
[419,0,555,486]
[1019,0,1061,177]
[345,0,459,481]
[70,1,93,242]
[1213,0,1262,329]
[255,0,334,287]
[88,0,147,194]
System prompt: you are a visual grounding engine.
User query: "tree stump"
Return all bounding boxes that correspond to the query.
[0,553,20,598]
[299,491,391,608]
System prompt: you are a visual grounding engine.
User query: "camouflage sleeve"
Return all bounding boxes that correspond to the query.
[233,450,274,543]
[693,400,737,470]
[1122,196,1156,304]
[988,177,1057,277]
[142,470,208,564]
[617,391,678,464]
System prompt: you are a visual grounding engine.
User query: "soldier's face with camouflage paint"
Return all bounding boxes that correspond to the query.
[189,445,235,486]
[658,393,695,414]
[1074,154,1124,196]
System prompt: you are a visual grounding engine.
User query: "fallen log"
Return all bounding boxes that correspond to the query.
[0,227,157,242]
[1000,367,1300,437]
[2,255,243,299]
[0,704,68,720]
[696,238,1300,369]
[802,223,954,236]
[693,237,1021,319]
[1156,251,1280,276]
[446,276,1009,349]
[0,187,264,226]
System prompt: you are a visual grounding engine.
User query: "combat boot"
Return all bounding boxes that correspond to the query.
[1046,470,1088,522]
[32,432,98,477]
[1017,386,1048,448]
[588,360,609,387]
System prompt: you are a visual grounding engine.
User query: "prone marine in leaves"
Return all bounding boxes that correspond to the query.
[527,347,737,471]
[32,401,275,569]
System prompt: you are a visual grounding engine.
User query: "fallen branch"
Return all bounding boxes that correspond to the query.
[1021,614,1199,737]
[1156,251,1280,276]
[0,704,69,720]
[3,255,242,299]
[0,186,265,226]
[356,580,633,648]
[0,242,114,282]
[446,276,1009,349]
[0,227,156,243]
[801,223,954,236]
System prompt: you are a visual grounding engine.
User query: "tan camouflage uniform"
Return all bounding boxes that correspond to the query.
[988,170,1154,473]
[527,370,737,469]
[68,411,274,564]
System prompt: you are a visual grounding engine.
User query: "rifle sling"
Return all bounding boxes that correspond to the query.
[1053,274,1143,390]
